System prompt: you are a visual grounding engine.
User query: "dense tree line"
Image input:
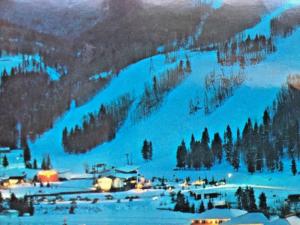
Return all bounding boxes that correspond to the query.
[177,76,300,174]
[41,155,52,170]
[235,187,268,216]
[62,94,133,153]
[0,66,70,148]
[8,193,34,216]
[270,8,300,38]
[176,128,215,170]
[197,2,267,47]
[217,35,276,67]
[134,59,191,121]
[173,191,214,214]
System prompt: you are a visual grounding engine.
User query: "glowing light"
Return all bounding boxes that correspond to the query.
[38,170,59,183]
[95,177,113,192]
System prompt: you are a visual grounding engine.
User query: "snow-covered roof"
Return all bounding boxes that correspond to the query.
[198,208,247,220]
[268,216,300,225]
[115,165,139,173]
[268,218,290,225]
[223,212,269,225]
[113,173,137,180]
[0,176,9,181]
[286,216,300,225]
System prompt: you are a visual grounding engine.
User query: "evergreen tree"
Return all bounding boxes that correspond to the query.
[62,127,68,148]
[176,141,187,168]
[198,201,205,213]
[278,160,284,172]
[185,151,192,168]
[264,141,276,172]
[232,129,241,171]
[149,142,153,160]
[224,125,233,163]
[248,187,257,211]
[190,134,196,150]
[211,133,222,163]
[141,140,152,161]
[256,147,264,172]
[29,198,35,216]
[190,204,195,213]
[207,200,214,210]
[41,157,47,170]
[46,155,52,169]
[0,191,3,204]
[142,140,148,161]
[263,110,271,135]
[232,146,240,171]
[291,159,297,176]
[185,58,192,73]
[23,140,31,164]
[178,60,184,74]
[174,191,185,212]
[202,128,213,169]
[33,159,38,169]
[2,155,9,168]
[259,192,268,215]
[192,141,202,169]
[235,187,243,209]
[240,188,249,210]
[247,152,256,174]
[253,123,263,172]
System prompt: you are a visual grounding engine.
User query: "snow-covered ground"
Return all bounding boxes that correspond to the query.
[27,1,300,175]
[0,200,196,225]
[1,168,298,224]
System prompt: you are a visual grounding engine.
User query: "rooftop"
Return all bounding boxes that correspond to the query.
[115,165,139,173]
[198,208,247,220]
[223,212,269,225]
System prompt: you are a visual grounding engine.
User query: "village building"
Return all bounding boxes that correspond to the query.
[204,192,222,199]
[191,208,247,225]
[192,179,206,186]
[95,177,113,192]
[222,212,269,225]
[90,163,115,176]
[115,165,139,174]
[37,170,59,183]
[287,194,300,209]
[94,165,151,191]
[0,174,26,188]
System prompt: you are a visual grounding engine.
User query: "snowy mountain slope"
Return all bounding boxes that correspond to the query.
[243,0,300,39]
[0,54,62,81]
[30,2,300,175]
